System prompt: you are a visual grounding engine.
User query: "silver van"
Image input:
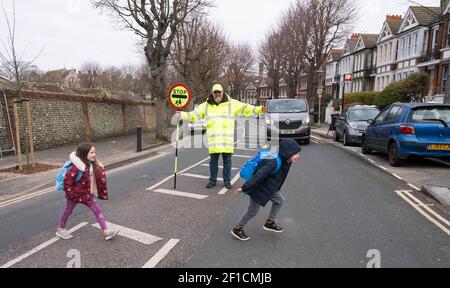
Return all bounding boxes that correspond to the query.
[266,99,311,144]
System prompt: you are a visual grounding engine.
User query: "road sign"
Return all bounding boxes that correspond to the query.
[168,83,192,110]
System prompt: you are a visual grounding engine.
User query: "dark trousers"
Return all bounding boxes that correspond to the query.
[209,153,232,184]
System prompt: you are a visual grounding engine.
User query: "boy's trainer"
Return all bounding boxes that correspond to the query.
[231,226,250,241]
[263,220,284,233]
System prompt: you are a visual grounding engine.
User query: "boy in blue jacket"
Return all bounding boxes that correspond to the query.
[232,139,301,241]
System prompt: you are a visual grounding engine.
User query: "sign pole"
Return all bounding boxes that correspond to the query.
[167,83,192,190]
[174,111,180,189]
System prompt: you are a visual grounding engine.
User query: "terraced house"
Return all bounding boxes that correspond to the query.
[396,6,441,82]
[352,34,379,92]
[375,15,403,92]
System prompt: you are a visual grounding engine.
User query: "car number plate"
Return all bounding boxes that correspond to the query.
[280,130,296,135]
[427,144,450,151]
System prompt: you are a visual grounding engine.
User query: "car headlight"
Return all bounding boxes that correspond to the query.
[349,122,357,129]
[304,116,310,125]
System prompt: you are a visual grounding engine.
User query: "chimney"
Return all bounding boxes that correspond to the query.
[386,15,402,20]
[350,33,360,41]
[259,63,264,78]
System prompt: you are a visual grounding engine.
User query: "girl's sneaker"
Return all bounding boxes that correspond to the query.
[56,229,74,240]
[104,229,119,241]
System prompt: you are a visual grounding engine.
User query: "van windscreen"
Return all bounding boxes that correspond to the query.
[268,100,308,113]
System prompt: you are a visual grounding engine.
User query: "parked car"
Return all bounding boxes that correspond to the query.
[266,99,311,144]
[334,105,380,146]
[362,103,450,166]
[427,94,444,104]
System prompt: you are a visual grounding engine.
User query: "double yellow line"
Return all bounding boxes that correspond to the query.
[0,187,55,209]
[396,190,450,236]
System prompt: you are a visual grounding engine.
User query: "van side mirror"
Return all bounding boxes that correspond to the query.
[367,119,374,124]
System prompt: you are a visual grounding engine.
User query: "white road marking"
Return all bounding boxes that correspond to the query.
[218,173,241,195]
[142,239,180,268]
[392,173,403,180]
[377,165,388,171]
[396,191,450,236]
[235,147,259,151]
[181,173,223,181]
[0,222,88,268]
[201,164,238,170]
[153,189,208,200]
[368,159,376,164]
[146,157,210,191]
[233,155,253,159]
[408,183,421,191]
[91,222,162,245]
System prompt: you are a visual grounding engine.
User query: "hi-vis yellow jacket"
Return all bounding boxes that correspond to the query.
[181,94,264,154]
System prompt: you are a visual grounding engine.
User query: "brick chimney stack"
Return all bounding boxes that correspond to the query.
[386,15,402,20]
[350,33,360,41]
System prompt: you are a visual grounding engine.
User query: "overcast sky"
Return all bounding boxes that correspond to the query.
[0,0,441,72]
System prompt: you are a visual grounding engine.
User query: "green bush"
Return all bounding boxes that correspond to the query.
[345,91,379,106]
[375,72,430,108]
[374,82,403,109]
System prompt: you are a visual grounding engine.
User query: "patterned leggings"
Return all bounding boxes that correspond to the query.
[59,198,107,230]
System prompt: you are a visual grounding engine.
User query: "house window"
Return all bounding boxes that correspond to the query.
[423,30,429,54]
[413,32,418,55]
[447,22,450,47]
[407,35,412,57]
[442,65,449,93]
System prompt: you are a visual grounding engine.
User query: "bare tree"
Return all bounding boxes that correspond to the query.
[279,4,310,98]
[170,13,228,104]
[303,0,357,108]
[224,43,254,100]
[92,0,213,139]
[0,0,44,90]
[259,29,283,99]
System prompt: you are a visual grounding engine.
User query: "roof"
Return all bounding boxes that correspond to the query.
[410,6,442,26]
[386,17,403,34]
[360,34,379,49]
[330,49,343,61]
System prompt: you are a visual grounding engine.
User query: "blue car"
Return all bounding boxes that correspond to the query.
[362,103,450,166]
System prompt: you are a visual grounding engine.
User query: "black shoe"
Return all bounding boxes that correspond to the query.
[206,182,217,189]
[263,220,284,233]
[231,226,250,241]
[225,183,233,189]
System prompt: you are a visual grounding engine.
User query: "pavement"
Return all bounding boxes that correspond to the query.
[0,132,168,203]
[311,124,450,208]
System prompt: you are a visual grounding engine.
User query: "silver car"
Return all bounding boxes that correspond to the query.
[334,105,380,146]
[266,99,311,144]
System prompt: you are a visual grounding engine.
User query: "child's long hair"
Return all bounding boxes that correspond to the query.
[76,142,100,174]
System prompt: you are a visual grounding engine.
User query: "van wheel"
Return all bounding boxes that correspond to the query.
[388,142,403,167]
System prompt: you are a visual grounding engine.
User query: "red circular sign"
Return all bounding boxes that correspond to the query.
[167,83,192,110]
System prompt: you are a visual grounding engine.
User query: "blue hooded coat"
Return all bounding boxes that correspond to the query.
[241,139,302,207]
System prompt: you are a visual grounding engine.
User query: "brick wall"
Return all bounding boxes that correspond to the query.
[0,89,155,153]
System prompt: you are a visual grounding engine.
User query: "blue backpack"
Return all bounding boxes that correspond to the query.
[55,160,83,191]
[240,150,282,182]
